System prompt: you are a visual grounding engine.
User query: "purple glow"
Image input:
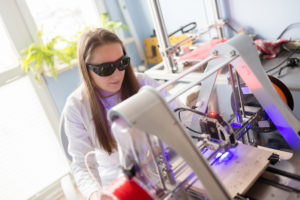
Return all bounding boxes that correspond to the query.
[232,57,300,149]
[214,151,233,164]
[201,146,208,154]
[219,152,232,162]
[231,123,242,128]
[215,152,222,159]
[163,147,176,181]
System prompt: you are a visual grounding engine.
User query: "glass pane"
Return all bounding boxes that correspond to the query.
[25,0,100,42]
[0,17,19,73]
[0,76,69,199]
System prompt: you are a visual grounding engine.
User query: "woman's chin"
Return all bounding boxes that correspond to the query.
[101,86,121,96]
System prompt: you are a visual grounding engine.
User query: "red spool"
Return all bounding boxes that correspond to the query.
[105,176,154,200]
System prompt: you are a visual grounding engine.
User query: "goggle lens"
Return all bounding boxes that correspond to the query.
[87,56,130,77]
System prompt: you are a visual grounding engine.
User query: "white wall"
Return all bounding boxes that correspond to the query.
[131,0,300,40]
[221,0,300,39]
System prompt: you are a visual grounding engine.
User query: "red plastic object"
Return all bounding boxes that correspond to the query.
[105,176,154,200]
[179,39,227,61]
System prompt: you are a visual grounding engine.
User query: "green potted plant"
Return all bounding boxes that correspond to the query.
[100,13,128,33]
[20,30,76,81]
[20,13,128,81]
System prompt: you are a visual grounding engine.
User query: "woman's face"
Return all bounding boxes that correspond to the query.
[88,43,125,96]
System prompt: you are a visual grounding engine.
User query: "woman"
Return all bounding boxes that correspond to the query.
[62,28,166,200]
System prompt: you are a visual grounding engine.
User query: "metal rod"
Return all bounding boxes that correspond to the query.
[173,142,208,175]
[145,134,167,190]
[165,28,211,54]
[180,172,196,188]
[266,167,300,181]
[210,0,223,39]
[166,56,238,103]
[186,187,206,200]
[228,64,242,123]
[157,55,216,91]
[229,65,250,144]
[171,172,196,195]
[235,71,246,118]
[258,177,300,193]
[164,22,225,61]
[206,147,222,163]
[173,162,188,178]
[158,139,176,185]
[147,0,176,73]
[185,176,200,191]
[235,112,259,140]
[210,154,222,166]
[229,66,248,143]
[173,157,190,176]
[173,159,186,173]
[241,134,245,143]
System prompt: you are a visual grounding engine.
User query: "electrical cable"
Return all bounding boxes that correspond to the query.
[85,151,119,199]
[277,22,300,53]
[282,42,300,53]
[266,45,300,74]
[174,107,206,134]
[278,57,300,76]
[174,107,233,135]
[174,107,206,119]
[277,22,300,39]
[84,151,103,190]
[168,22,197,37]
[277,66,287,76]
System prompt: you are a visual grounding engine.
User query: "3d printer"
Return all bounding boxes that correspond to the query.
[96,35,300,200]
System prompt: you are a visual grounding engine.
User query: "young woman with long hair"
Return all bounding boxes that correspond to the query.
[62,28,166,200]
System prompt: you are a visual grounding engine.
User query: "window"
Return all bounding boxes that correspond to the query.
[25,0,100,42]
[0,76,70,199]
[0,1,105,198]
[0,10,69,199]
[0,17,19,73]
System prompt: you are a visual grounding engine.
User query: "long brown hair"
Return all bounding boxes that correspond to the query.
[77,28,140,154]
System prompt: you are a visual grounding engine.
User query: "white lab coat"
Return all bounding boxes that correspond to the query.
[62,73,166,199]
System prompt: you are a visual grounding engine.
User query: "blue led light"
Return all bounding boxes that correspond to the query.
[163,147,176,180]
[215,152,223,159]
[219,152,231,162]
[221,152,229,159]
[231,123,242,128]
[201,146,208,154]
[214,151,233,164]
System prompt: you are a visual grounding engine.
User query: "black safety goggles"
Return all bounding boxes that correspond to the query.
[86,55,130,77]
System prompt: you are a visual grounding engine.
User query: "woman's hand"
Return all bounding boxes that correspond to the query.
[99,193,114,200]
[90,191,114,200]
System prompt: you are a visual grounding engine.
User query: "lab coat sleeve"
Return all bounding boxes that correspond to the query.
[137,72,169,95]
[137,73,184,109]
[63,100,101,199]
